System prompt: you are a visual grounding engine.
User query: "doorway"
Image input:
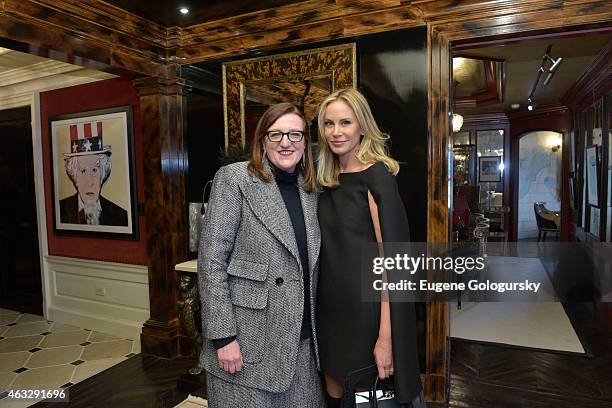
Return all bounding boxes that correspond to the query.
[0,106,43,315]
[517,130,563,240]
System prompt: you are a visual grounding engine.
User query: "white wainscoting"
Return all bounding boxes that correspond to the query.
[46,255,150,340]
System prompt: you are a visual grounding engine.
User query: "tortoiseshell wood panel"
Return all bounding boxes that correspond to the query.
[0,0,167,76]
[179,1,423,63]
[1,0,610,403]
[223,43,356,150]
[134,77,189,357]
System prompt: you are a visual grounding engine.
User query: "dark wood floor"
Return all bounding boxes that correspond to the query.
[447,302,612,408]
[30,302,610,407]
[32,354,197,408]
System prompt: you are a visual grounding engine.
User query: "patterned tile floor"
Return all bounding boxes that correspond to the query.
[0,307,140,407]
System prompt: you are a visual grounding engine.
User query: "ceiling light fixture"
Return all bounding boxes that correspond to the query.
[527,44,564,110]
[179,7,189,15]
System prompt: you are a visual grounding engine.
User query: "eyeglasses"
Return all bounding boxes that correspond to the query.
[265,131,304,142]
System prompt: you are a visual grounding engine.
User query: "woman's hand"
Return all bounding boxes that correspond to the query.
[374,334,393,379]
[217,340,243,374]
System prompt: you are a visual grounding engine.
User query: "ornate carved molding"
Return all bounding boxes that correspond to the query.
[222,43,356,150]
[133,76,189,97]
[0,0,167,76]
[463,112,510,125]
[1,0,609,74]
[506,102,569,120]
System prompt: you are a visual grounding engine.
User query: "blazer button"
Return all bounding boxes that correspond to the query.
[275,277,284,286]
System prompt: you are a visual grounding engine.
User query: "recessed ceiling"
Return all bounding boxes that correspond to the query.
[0,47,114,88]
[453,32,611,114]
[104,0,302,27]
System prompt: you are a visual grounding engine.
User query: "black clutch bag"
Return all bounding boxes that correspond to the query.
[343,365,401,408]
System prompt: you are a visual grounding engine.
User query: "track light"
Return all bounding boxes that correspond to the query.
[527,98,534,111]
[549,56,563,72]
[543,72,554,86]
[543,56,562,86]
[528,44,563,105]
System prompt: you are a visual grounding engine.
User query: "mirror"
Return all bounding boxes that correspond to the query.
[223,43,356,150]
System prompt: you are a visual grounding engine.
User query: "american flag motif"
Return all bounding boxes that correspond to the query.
[69,121,104,154]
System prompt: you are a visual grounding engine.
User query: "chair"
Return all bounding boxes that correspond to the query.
[483,206,510,244]
[533,202,560,242]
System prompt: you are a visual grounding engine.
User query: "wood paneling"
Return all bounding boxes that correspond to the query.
[561,40,612,111]
[1,0,610,403]
[426,24,451,403]
[105,0,304,27]
[2,0,609,74]
[0,0,167,77]
[134,76,189,357]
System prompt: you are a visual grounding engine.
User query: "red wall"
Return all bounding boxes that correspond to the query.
[40,78,148,265]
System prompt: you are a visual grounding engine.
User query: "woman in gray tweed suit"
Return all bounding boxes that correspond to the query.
[198,103,325,407]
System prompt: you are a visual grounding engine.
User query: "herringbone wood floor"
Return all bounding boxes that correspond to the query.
[446,302,612,408]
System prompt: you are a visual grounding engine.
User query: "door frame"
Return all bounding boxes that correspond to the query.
[0,92,49,314]
[428,13,610,403]
[0,76,113,318]
[513,129,565,240]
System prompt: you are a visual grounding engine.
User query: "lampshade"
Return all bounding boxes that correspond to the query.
[452,113,464,132]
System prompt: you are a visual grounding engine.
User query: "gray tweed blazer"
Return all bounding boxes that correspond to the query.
[198,161,321,393]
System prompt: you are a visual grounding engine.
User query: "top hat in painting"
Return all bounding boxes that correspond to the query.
[63,121,112,157]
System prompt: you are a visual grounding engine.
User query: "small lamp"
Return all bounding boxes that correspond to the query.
[452,113,464,132]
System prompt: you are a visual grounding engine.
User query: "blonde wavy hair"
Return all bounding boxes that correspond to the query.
[316,88,399,188]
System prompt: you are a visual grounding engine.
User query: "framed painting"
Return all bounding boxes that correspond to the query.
[223,43,356,151]
[49,106,138,238]
[478,156,502,182]
[586,146,599,207]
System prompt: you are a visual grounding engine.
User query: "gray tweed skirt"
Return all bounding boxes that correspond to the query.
[206,338,325,408]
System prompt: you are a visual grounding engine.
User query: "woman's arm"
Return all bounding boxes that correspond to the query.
[368,191,393,380]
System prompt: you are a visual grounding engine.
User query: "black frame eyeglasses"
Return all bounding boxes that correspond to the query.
[265,131,304,142]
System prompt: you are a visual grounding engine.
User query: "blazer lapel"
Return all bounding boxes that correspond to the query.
[241,171,301,269]
[299,185,320,279]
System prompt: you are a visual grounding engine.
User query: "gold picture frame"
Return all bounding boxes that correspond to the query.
[222,43,356,150]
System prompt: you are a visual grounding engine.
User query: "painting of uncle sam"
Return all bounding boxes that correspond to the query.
[51,106,137,237]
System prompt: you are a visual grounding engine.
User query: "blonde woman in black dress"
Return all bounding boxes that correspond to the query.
[316,88,423,407]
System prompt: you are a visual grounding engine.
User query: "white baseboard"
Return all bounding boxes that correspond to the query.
[46,306,144,340]
[45,255,150,340]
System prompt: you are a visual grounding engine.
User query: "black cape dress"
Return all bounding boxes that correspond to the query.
[316,161,422,404]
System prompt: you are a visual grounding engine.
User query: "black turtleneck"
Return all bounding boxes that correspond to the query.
[274,166,311,341]
[212,165,311,350]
